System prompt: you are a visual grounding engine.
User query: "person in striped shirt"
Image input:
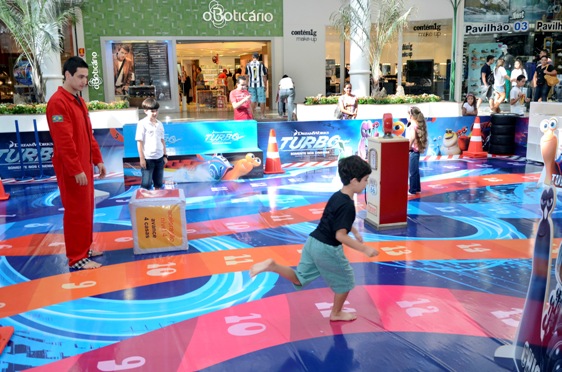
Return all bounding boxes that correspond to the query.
[245,52,268,119]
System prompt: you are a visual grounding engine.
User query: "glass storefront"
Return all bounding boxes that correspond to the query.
[462,0,562,101]
[324,20,452,99]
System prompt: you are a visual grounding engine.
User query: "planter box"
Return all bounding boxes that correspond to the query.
[0,108,139,133]
[296,101,461,121]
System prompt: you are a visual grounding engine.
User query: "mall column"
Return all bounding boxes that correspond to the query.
[365,134,409,229]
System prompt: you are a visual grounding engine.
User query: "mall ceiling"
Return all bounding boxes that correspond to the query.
[175,41,266,60]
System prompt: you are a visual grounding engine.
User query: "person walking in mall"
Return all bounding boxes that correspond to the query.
[246,52,268,119]
[46,56,106,270]
[476,55,495,112]
[278,74,295,121]
[491,57,510,113]
[230,75,253,120]
[533,55,557,102]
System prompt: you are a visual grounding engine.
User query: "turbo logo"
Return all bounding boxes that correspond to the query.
[0,147,53,164]
[278,134,343,151]
[205,131,245,145]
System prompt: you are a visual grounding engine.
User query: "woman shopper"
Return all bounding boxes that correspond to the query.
[406,106,428,195]
[491,57,510,113]
[533,56,557,102]
[338,83,358,120]
[510,58,528,84]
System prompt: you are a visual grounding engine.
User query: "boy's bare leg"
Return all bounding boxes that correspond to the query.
[250,258,301,285]
[330,291,356,322]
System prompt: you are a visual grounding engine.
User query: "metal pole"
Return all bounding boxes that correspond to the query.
[14,120,33,181]
[33,119,47,179]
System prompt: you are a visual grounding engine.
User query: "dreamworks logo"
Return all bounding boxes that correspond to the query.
[202,0,274,29]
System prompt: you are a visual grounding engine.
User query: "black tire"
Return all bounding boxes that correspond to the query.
[491,123,515,135]
[490,134,515,145]
[491,114,518,126]
[489,143,514,155]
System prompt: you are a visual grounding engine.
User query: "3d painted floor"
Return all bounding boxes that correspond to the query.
[0,155,555,371]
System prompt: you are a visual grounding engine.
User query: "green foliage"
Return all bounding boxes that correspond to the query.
[0,0,88,103]
[0,100,130,115]
[304,94,441,105]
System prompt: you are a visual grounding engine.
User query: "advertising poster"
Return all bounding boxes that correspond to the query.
[122,121,263,185]
[112,43,135,96]
[113,42,171,100]
[0,129,124,180]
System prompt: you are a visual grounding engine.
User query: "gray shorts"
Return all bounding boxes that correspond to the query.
[294,236,355,294]
[479,85,493,101]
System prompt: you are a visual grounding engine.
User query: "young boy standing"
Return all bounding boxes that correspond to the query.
[135,98,167,189]
[230,75,253,120]
[510,74,530,115]
[250,155,378,321]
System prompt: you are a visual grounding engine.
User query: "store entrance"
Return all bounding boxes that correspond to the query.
[176,40,271,111]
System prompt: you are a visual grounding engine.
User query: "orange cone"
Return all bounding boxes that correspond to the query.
[463,117,488,158]
[264,129,285,174]
[0,326,14,355]
[0,178,9,201]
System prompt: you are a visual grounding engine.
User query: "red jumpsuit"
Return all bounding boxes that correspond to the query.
[46,87,103,267]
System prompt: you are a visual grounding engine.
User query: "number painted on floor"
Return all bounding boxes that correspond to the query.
[115,237,133,242]
[225,221,250,230]
[270,214,294,222]
[315,301,355,318]
[457,243,490,253]
[62,281,96,289]
[492,308,522,328]
[308,208,324,215]
[225,254,253,266]
[397,298,430,308]
[396,297,439,317]
[147,262,177,276]
[381,245,412,256]
[435,206,460,213]
[97,356,146,371]
[225,313,266,336]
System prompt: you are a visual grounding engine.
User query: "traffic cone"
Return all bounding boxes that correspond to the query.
[463,117,488,158]
[264,129,285,174]
[0,326,14,355]
[0,178,9,201]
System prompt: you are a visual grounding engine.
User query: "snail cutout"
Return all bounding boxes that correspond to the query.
[539,117,561,186]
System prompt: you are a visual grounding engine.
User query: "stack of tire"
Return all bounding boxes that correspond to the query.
[489,114,517,155]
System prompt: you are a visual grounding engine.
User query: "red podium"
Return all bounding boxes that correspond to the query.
[365,136,409,229]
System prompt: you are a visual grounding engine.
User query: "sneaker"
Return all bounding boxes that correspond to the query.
[408,191,415,196]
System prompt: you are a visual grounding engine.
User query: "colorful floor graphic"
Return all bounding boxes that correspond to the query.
[0,156,555,371]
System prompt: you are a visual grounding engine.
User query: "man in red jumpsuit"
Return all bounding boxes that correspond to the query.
[46,57,107,270]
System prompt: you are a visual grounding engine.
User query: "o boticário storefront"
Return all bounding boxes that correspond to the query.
[78,0,283,112]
